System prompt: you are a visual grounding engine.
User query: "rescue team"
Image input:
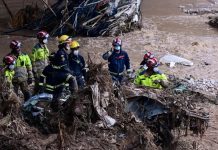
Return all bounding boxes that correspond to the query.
[1,31,168,111]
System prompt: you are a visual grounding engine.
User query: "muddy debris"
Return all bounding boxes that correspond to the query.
[5,0,142,36]
[0,59,211,150]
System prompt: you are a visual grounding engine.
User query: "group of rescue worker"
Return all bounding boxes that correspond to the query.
[1,31,168,111]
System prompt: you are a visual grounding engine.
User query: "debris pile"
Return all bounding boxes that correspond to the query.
[179,2,218,15]
[208,16,218,28]
[0,61,210,149]
[9,0,142,36]
[10,4,42,29]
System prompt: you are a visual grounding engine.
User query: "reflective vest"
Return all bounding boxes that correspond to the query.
[134,72,167,89]
[4,69,15,82]
[39,65,72,93]
[15,53,32,68]
[9,53,33,81]
[30,43,49,62]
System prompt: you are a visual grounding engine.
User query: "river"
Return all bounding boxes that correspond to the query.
[142,0,218,36]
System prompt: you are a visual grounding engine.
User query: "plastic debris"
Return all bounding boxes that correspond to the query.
[160,54,194,66]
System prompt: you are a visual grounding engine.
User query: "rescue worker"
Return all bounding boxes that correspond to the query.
[134,57,168,89]
[102,37,131,83]
[6,40,33,101]
[140,51,154,66]
[2,55,16,83]
[55,35,72,67]
[30,31,50,93]
[39,54,78,111]
[139,52,162,74]
[69,41,87,88]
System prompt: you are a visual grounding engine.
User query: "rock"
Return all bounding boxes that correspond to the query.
[191,42,199,46]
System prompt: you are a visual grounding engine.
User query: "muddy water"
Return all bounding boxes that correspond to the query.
[142,0,218,36]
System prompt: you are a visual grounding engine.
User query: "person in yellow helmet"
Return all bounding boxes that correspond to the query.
[30,31,50,94]
[54,35,72,67]
[5,40,33,101]
[69,41,87,88]
[134,58,168,89]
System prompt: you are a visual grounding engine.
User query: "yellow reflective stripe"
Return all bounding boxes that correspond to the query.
[40,74,46,78]
[52,65,66,69]
[45,83,67,89]
[46,85,54,89]
[45,88,54,91]
[110,71,124,76]
[66,74,72,82]
[39,83,44,86]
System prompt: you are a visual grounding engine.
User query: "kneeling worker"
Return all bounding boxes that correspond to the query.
[134,57,168,89]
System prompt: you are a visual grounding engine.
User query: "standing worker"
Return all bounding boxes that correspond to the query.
[55,35,72,68]
[102,37,131,83]
[2,55,16,84]
[30,31,50,93]
[6,40,33,101]
[69,41,87,88]
[39,54,78,111]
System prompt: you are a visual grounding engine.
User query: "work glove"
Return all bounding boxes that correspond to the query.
[153,80,161,84]
[102,49,113,60]
[127,69,132,74]
[153,67,162,74]
[127,69,135,79]
[83,67,89,72]
[108,49,113,55]
[139,65,148,75]
[27,78,33,85]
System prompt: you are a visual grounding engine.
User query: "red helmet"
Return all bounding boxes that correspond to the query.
[10,40,21,50]
[3,55,15,65]
[112,37,122,46]
[37,31,49,39]
[143,52,154,60]
[147,57,158,69]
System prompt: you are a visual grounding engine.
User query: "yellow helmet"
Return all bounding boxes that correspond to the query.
[70,41,80,49]
[58,35,71,44]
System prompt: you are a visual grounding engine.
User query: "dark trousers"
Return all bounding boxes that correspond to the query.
[76,75,85,89]
[13,81,31,101]
[111,74,123,84]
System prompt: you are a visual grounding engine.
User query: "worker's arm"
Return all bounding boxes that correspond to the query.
[80,56,88,79]
[66,74,78,93]
[25,55,34,83]
[102,49,113,60]
[124,52,130,70]
[38,67,48,93]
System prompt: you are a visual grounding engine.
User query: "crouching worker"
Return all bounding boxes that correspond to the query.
[38,55,78,112]
[134,58,168,89]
